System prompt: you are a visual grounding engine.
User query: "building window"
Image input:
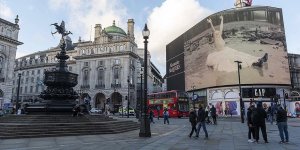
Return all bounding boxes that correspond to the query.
[26,71,29,76]
[113,67,120,84]
[82,69,90,86]
[0,56,4,78]
[253,10,267,21]
[97,69,105,85]
[25,78,28,84]
[130,59,134,65]
[98,60,104,66]
[25,86,27,93]
[30,86,33,93]
[20,87,23,94]
[0,44,5,51]
[32,70,35,75]
[31,77,34,83]
[69,66,72,72]
[35,85,39,92]
[114,59,120,65]
[84,62,89,67]
[6,29,12,37]
[37,69,40,74]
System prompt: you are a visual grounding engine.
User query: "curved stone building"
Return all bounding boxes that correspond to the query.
[12,19,163,112]
[166,6,291,116]
[0,16,23,109]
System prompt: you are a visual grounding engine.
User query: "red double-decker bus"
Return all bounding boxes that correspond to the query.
[148,90,189,118]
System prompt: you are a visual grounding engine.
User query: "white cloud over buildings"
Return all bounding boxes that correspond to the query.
[0,1,14,20]
[48,0,212,75]
[48,0,129,41]
[145,0,211,75]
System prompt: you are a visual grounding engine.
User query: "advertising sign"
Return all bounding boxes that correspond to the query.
[184,7,290,90]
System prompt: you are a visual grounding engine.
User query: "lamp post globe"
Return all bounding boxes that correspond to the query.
[139,24,151,137]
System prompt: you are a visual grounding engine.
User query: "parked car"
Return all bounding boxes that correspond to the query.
[119,107,135,116]
[90,108,102,113]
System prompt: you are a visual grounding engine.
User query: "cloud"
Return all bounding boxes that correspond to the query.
[0,1,14,20]
[143,0,211,75]
[48,0,129,41]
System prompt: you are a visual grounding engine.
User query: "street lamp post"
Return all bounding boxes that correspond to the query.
[127,76,130,118]
[192,86,195,109]
[234,60,244,123]
[139,24,151,137]
[140,68,143,120]
[16,73,21,114]
[283,89,287,110]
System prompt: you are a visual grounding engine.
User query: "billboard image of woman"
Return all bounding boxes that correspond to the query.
[206,16,267,73]
[184,7,290,90]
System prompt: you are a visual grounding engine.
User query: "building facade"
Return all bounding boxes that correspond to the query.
[0,16,23,109]
[12,19,162,112]
[166,6,293,116]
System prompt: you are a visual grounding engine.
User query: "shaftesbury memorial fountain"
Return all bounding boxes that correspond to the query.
[26,21,79,113]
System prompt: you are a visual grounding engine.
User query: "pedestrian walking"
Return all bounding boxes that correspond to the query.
[195,105,208,139]
[210,105,217,125]
[105,103,110,116]
[163,108,169,124]
[252,103,268,143]
[157,106,160,120]
[276,105,289,144]
[205,106,212,124]
[189,109,197,138]
[149,109,155,124]
[247,105,255,143]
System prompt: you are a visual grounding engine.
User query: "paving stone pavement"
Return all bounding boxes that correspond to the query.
[0,116,299,150]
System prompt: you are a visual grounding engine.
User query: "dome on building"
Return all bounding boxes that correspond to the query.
[104,20,127,36]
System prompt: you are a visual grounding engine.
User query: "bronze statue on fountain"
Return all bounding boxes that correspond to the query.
[25,21,79,113]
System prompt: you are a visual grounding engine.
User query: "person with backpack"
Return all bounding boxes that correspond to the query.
[189,109,197,138]
[247,105,255,143]
[163,108,169,124]
[210,105,217,125]
[252,102,268,143]
[195,105,208,139]
[276,105,289,144]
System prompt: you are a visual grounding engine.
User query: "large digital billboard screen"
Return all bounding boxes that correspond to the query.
[184,7,290,90]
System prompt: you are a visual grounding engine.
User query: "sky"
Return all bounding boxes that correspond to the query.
[0,0,299,76]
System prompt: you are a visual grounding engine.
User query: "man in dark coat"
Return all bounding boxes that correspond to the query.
[252,103,268,143]
[210,105,217,125]
[189,109,197,138]
[247,105,255,142]
[195,105,208,139]
[276,105,289,143]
